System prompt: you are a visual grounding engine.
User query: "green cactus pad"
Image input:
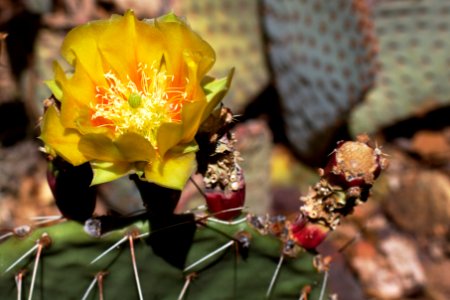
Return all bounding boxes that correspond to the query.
[350,0,450,135]
[262,0,377,160]
[0,216,324,299]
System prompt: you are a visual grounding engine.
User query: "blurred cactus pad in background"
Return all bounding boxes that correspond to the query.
[0,1,449,300]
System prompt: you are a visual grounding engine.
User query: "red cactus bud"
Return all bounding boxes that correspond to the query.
[323,135,386,191]
[205,185,246,220]
[290,217,329,250]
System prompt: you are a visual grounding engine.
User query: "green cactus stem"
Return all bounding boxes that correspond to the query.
[0,216,325,299]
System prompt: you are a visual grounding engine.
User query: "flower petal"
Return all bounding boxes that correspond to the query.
[134,16,166,74]
[144,148,197,190]
[56,60,111,137]
[179,98,206,143]
[115,132,156,162]
[61,18,108,84]
[176,50,222,144]
[40,105,88,165]
[155,14,215,81]
[79,134,124,161]
[51,61,68,101]
[201,69,234,122]
[97,11,138,81]
[45,63,63,100]
[156,122,184,158]
[91,161,132,185]
[79,133,156,163]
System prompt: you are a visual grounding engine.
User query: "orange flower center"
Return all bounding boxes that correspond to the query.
[91,63,188,147]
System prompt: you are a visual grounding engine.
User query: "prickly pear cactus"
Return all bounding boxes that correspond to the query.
[0,217,325,299]
[349,0,450,135]
[0,8,388,300]
[262,0,377,161]
[0,134,387,300]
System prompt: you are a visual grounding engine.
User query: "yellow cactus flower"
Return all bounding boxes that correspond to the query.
[40,11,232,190]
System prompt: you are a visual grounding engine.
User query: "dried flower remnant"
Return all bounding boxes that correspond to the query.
[203,133,246,220]
[290,135,388,250]
[190,97,245,221]
[323,134,388,192]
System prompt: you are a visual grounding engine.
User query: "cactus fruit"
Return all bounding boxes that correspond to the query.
[290,217,329,250]
[204,186,246,221]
